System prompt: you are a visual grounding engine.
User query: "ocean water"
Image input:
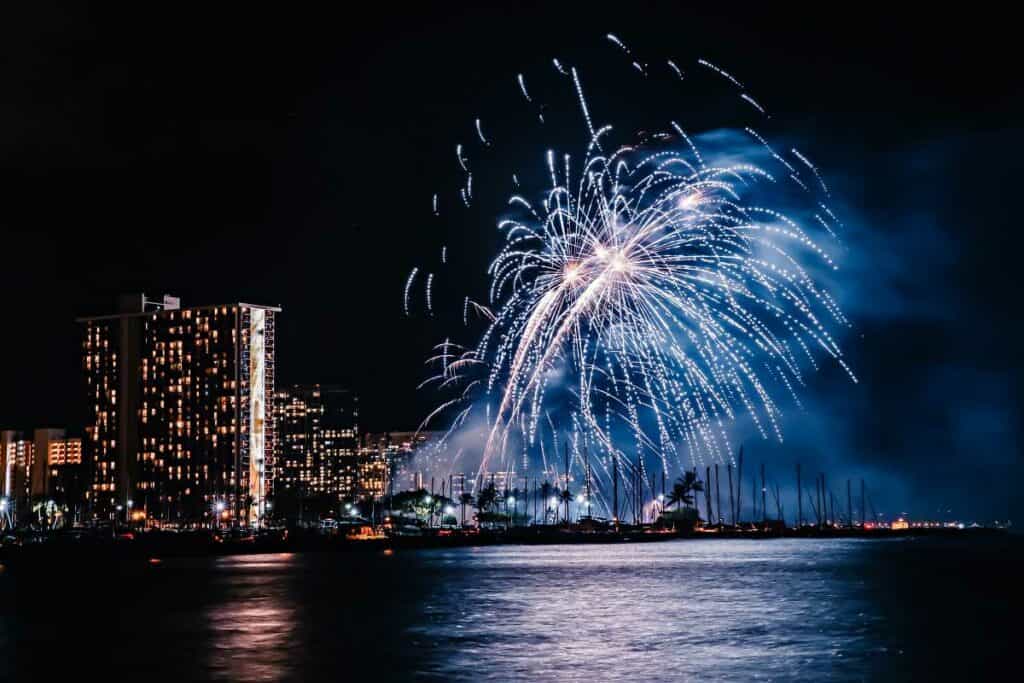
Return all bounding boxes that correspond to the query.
[1,536,1019,681]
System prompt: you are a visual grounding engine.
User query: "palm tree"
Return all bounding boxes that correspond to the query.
[539,481,553,524]
[459,492,474,526]
[666,471,704,511]
[476,482,498,515]
[560,486,573,523]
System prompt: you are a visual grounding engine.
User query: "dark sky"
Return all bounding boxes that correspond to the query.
[2,4,1021,520]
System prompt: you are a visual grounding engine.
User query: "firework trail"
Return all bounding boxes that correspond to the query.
[698,58,744,89]
[517,74,532,102]
[475,118,490,146]
[409,40,855,515]
[403,267,419,316]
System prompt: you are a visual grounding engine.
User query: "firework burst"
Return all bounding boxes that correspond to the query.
[410,40,856,510]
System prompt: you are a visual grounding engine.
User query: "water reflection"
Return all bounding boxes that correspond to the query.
[203,554,300,681]
[1,537,1019,681]
[408,541,888,680]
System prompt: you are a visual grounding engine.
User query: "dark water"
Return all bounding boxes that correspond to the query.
[1,536,1020,681]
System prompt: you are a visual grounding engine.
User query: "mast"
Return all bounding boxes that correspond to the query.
[761,462,767,526]
[585,448,591,519]
[751,476,757,524]
[727,463,735,527]
[705,465,713,526]
[533,479,537,523]
[821,473,827,525]
[612,454,619,522]
[715,464,722,526]
[815,474,822,529]
[860,478,866,528]
[847,479,853,528]
[563,442,570,524]
[796,463,803,528]
[736,446,743,524]
[661,470,666,518]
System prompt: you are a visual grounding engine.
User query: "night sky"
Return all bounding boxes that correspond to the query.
[2,4,1021,521]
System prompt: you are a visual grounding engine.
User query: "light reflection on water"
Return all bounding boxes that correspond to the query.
[1,537,1018,681]
[407,540,885,681]
[203,554,299,682]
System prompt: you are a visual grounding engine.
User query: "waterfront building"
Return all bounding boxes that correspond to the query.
[272,385,359,501]
[78,293,279,526]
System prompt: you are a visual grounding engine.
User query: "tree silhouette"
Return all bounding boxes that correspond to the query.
[666,471,704,511]
[459,492,474,526]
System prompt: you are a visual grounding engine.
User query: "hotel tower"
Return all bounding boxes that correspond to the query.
[78,294,278,527]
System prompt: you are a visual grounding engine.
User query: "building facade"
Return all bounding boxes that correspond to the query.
[1,430,33,512]
[273,385,359,501]
[79,294,278,526]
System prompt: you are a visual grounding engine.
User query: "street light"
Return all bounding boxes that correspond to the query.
[214,501,226,530]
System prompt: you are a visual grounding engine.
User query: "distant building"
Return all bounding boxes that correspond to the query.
[356,447,388,500]
[362,431,441,494]
[42,431,85,512]
[78,293,279,526]
[272,385,359,500]
[1,430,33,511]
[0,429,83,516]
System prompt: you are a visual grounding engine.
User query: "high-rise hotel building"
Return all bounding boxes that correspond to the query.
[273,385,359,500]
[79,294,279,526]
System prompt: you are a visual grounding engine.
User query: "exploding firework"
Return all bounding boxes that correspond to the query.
[409,38,856,513]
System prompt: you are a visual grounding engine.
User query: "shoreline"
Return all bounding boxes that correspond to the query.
[0,525,1009,567]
